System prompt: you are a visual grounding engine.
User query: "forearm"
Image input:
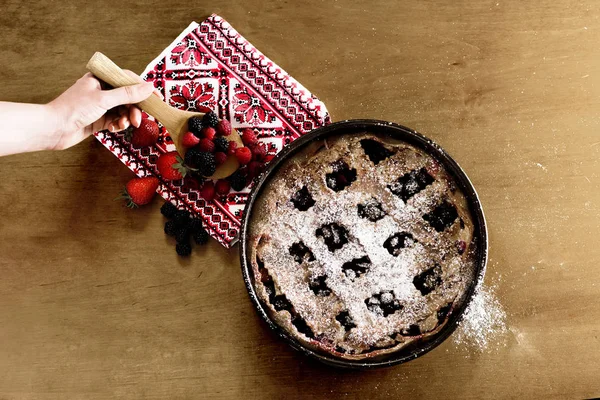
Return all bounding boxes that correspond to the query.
[0,101,61,156]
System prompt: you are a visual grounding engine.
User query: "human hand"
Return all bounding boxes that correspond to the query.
[47,71,155,150]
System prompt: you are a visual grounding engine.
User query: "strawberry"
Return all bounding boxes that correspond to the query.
[215,179,231,196]
[157,152,187,181]
[216,120,232,136]
[202,127,216,141]
[117,176,159,208]
[130,118,159,147]
[198,138,215,153]
[214,152,227,165]
[227,141,238,155]
[235,147,252,165]
[241,128,258,146]
[200,181,215,201]
[182,131,200,148]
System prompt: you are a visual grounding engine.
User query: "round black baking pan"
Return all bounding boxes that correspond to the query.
[239,119,488,369]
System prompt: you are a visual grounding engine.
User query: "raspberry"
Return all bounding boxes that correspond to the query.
[215,179,231,195]
[198,138,215,153]
[202,111,219,128]
[196,152,217,176]
[227,141,238,155]
[160,202,178,219]
[202,127,216,140]
[182,131,200,148]
[188,116,204,137]
[164,220,177,236]
[251,143,267,161]
[216,119,232,136]
[214,152,227,165]
[247,161,264,180]
[200,181,215,201]
[193,229,209,245]
[241,128,258,146]
[213,137,229,153]
[176,242,192,257]
[235,147,252,165]
[228,170,247,191]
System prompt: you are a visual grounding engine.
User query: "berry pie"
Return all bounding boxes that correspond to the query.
[248,133,477,360]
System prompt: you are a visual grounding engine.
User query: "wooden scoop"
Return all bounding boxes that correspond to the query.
[86,52,242,179]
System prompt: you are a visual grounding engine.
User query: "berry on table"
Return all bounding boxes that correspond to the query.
[213,137,229,153]
[216,119,232,136]
[193,229,210,245]
[215,179,231,196]
[214,152,227,165]
[188,218,203,233]
[202,127,216,141]
[247,161,264,180]
[228,170,247,191]
[160,201,178,218]
[173,209,191,226]
[196,152,217,176]
[164,220,178,236]
[157,152,187,181]
[251,142,267,161]
[175,226,190,243]
[202,111,219,128]
[117,176,159,208]
[200,181,216,201]
[188,116,204,137]
[130,118,159,147]
[198,138,215,153]
[176,241,192,256]
[182,131,200,147]
[235,147,252,165]
[241,128,258,146]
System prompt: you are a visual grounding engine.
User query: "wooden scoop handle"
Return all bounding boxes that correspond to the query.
[86,52,172,122]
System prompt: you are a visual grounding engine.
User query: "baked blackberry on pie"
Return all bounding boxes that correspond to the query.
[247,132,477,360]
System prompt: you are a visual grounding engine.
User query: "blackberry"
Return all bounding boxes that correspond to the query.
[164,220,177,236]
[184,147,201,168]
[193,228,209,245]
[188,218,203,233]
[188,116,204,137]
[160,201,178,219]
[290,186,315,211]
[196,152,217,176]
[175,226,190,243]
[213,137,229,153]
[202,111,219,128]
[176,241,192,257]
[228,170,247,191]
[173,209,191,226]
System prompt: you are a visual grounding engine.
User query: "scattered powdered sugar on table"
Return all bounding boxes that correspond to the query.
[452,283,508,351]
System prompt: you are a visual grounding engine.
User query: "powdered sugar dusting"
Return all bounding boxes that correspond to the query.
[453,283,507,351]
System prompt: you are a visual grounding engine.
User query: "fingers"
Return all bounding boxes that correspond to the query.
[100,81,154,110]
[129,106,143,128]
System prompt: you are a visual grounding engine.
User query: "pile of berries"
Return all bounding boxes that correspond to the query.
[160,201,210,256]
[181,111,269,199]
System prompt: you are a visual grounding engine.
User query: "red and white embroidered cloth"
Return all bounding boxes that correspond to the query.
[94,14,330,248]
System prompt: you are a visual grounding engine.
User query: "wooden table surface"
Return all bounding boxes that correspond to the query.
[1,0,599,398]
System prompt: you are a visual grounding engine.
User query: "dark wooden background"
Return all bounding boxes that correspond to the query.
[1,0,599,398]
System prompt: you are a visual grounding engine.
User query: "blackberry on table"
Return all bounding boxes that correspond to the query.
[173,209,191,226]
[175,226,190,243]
[164,220,177,236]
[196,152,217,176]
[188,218,203,233]
[160,201,178,219]
[176,241,192,256]
[193,229,210,245]
[202,111,219,128]
[188,116,204,137]
[228,170,247,191]
[213,137,229,153]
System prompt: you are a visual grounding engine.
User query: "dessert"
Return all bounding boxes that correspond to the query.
[248,132,478,360]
